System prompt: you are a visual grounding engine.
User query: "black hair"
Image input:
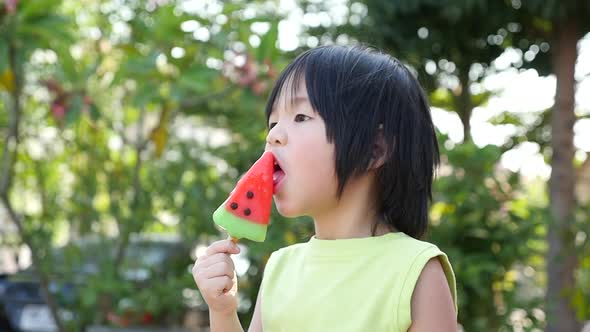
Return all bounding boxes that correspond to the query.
[264,45,439,240]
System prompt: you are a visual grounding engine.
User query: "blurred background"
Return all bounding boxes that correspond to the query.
[0,0,589,331]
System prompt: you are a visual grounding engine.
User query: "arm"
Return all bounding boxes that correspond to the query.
[247,288,263,332]
[210,311,244,332]
[407,257,457,332]
[192,239,245,332]
[209,265,264,332]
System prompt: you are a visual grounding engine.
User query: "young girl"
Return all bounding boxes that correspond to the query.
[193,45,458,332]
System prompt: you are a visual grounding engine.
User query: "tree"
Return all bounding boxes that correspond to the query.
[429,136,544,330]
[302,0,521,143]
[1,0,292,329]
[1,1,73,330]
[512,1,590,330]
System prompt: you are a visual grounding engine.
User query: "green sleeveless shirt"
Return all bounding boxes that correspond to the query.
[260,232,457,331]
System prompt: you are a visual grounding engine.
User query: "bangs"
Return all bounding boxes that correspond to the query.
[264,53,311,127]
[263,46,353,144]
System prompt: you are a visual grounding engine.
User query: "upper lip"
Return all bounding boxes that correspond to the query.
[272,153,284,173]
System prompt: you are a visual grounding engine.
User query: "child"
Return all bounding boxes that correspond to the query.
[193,45,458,332]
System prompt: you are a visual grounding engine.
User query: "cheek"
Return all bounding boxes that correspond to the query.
[297,138,338,195]
[275,124,339,216]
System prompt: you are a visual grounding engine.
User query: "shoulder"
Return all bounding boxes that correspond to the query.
[387,234,453,275]
[267,242,307,263]
[260,242,308,298]
[263,241,308,274]
[398,236,456,307]
[383,233,448,268]
[393,234,458,331]
[407,258,457,331]
[388,232,436,250]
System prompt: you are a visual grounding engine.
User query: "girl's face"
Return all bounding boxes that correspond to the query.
[265,79,339,218]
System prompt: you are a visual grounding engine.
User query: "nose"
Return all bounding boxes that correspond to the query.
[265,123,287,147]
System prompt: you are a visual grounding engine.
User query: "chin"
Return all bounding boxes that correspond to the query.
[273,200,302,218]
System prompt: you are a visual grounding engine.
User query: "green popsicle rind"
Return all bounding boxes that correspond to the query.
[213,203,268,242]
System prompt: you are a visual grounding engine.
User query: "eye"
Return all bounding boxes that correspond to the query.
[294,114,310,122]
[269,122,277,129]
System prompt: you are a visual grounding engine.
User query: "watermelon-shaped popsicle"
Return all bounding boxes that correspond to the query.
[212,151,274,242]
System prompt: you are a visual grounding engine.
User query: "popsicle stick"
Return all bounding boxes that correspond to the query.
[229,235,239,244]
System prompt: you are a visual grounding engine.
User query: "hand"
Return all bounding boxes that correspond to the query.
[192,238,241,316]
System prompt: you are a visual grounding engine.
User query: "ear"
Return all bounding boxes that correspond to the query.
[369,124,387,170]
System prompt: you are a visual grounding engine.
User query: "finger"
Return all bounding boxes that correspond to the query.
[210,276,234,296]
[203,260,236,280]
[198,253,236,270]
[205,239,241,256]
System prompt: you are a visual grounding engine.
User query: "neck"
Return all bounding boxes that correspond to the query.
[311,174,391,240]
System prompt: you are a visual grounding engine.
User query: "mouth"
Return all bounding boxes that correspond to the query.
[273,158,286,193]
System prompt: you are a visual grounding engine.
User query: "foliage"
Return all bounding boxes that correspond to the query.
[301,0,532,141]
[429,135,546,330]
[1,0,289,329]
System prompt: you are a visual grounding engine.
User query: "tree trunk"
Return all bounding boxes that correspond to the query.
[545,18,580,332]
[454,69,472,143]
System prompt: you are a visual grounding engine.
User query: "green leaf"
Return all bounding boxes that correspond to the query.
[257,20,279,63]
[19,0,62,20]
[133,84,157,107]
[429,88,454,110]
[0,43,8,70]
[471,90,493,107]
[57,46,78,81]
[17,15,73,46]
[488,112,524,126]
[66,95,83,125]
[177,66,220,93]
[89,103,100,121]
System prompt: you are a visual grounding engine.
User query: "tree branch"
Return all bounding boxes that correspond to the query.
[113,105,147,272]
[0,42,67,332]
[575,72,590,83]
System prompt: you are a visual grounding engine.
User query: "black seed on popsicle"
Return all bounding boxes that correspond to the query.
[230,202,238,210]
[246,191,254,199]
[244,208,251,216]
